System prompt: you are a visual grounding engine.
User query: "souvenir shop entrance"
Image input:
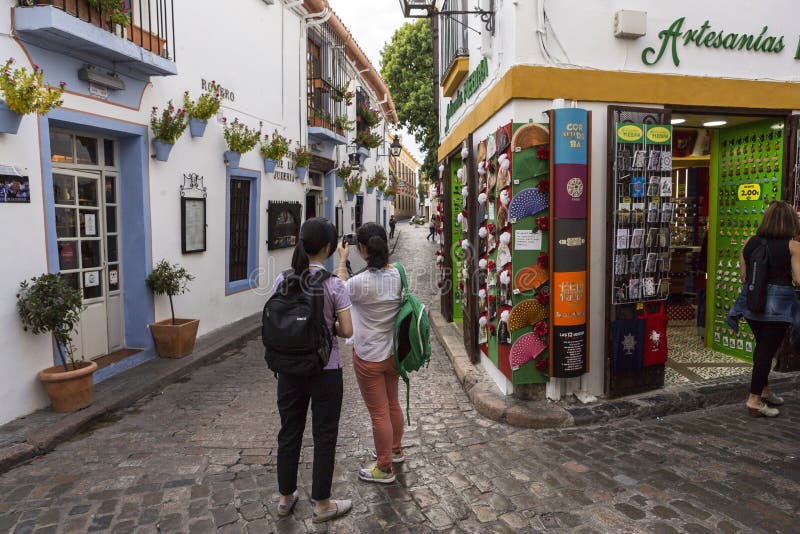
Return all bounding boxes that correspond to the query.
[607,105,799,396]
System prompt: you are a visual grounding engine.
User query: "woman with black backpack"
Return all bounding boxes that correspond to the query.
[726,201,800,418]
[337,222,405,484]
[269,218,354,523]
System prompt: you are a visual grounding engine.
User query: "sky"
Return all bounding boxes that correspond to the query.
[328,0,425,164]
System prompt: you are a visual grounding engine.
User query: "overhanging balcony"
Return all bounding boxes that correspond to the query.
[13,1,177,78]
[307,76,347,146]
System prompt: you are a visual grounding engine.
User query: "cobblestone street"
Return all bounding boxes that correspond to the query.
[0,224,798,533]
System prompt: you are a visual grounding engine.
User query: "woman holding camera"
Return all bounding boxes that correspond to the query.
[337,223,404,483]
[271,218,354,522]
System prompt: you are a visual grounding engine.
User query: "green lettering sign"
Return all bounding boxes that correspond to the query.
[642,17,789,67]
[445,57,489,133]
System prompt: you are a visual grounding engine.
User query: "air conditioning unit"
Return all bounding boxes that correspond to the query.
[614,10,647,39]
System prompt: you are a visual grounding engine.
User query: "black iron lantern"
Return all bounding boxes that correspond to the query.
[390,136,403,158]
[398,0,495,34]
[348,152,361,169]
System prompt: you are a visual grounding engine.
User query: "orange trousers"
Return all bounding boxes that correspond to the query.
[353,352,404,472]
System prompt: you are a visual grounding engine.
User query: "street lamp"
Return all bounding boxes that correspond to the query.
[389,136,403,158]
[398,0,495,34]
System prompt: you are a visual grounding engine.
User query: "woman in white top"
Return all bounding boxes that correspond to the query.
[337,222,404,483]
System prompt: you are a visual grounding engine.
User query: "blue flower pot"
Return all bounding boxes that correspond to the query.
[296,166,308,182]
[224,150,241,169]
[345,191,355,202]
[263,158,278,173]
[189,118,207,138]
[367,186,375,194]
[376,191,383,200]
[152,139,174,162]
[336,175,345,187]
[0,100,23,134]
[357,147,370,160]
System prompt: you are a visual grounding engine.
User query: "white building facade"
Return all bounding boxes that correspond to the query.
[0,0,395,425]
[433,0,800,400]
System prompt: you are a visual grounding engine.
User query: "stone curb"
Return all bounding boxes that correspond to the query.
[430,312,800,429]
[0,314,261,475]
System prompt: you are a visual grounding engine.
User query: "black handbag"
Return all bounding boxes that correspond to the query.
[774,326,800,372]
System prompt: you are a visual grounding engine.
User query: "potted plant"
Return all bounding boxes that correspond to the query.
[16,273,96,413]
[357,104,381,129]
[335,164,353,188]
[223,118,261,169]
[0,58,65,134]
[88,0,131,27]
[183,89,221,138]
[150,100,187,161]
[381,179,397,200]
[343,174,362,201]
[366,169,387,194]
[260,129,289,173]
[334,115,355,133]
[295,144,312,182]
[356,130,382,150]
[145,260,199,358]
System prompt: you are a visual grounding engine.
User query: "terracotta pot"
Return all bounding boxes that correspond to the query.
[37,360,98,413]
[150,318,200,358]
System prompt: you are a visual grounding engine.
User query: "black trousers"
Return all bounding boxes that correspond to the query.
[389,225,396,238]
[427,228,435,240]
[277,368,343,501]
[746,320,789,395]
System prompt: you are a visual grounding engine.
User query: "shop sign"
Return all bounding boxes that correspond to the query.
[0,166,31,203]
[645,125,672,145]
[201,79,235,102]
[617,124,644,144]
[642,17,791,67]
[549,108,590,378]
[444,58,489,133]
[737,183,761,201]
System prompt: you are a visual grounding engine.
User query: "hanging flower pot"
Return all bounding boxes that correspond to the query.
[263,158,278,173]
[224,150,242,169]
[336,175,345,187]
[152,139,174,162]
[367,185,375,194]
[345,191,355,202]
[296,166,309,182]
[189,118,207,138]
[0,100,23,134]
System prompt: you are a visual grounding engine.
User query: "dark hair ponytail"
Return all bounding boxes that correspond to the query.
[291,217,338,277]
[357,222,389,270]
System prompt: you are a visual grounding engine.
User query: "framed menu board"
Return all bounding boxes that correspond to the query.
[181,197,207,253]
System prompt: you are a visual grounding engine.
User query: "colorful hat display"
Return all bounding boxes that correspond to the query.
[508,299,548,332]
[515,265,549,293]
[509,333,547,370]
[508,188,549,221]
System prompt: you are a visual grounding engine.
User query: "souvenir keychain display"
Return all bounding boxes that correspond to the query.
[611,123,674,304]
[450,156,466,322]
[711,120,784,361]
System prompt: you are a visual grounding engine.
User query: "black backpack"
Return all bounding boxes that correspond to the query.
[262,269,333,376]
[745,238,769,313]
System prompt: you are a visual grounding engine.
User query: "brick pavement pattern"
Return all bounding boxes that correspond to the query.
[0,224,798,533]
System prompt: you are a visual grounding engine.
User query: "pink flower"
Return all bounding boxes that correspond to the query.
[59,81,67,87]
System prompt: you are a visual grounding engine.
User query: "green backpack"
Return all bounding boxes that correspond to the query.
[392,262,431,424]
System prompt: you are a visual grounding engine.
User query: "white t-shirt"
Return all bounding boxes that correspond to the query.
[346,266,403,362]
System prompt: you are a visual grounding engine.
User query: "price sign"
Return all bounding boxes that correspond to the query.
[737,183,761,201]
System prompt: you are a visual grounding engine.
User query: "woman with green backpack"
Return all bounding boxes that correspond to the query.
[337,222,405,483]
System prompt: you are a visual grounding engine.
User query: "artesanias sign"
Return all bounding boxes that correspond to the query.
[642,17,797,67]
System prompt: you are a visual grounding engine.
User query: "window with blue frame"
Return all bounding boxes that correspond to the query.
[226,170,260,294]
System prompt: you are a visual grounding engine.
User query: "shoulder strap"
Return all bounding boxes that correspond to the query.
[392,262,408,291]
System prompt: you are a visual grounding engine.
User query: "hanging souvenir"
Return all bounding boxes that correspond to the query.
[458,211,468,234]
[461,185,468,210]
[499,269,512,307]
[487,259,497,287]
[478,226,488,256]
[478,257,488,287]
[478,288,487,313]
[456,167,464,185]
[488,294,497,321]
[487,224,496,253]
[478,315,488,344]
[509,188,549,223]
[498,154,511,190]
[515,265,548,293]
[497,231,512,268]
[510,333,547,371]
[498,309,511,344]
[508,299,548,332]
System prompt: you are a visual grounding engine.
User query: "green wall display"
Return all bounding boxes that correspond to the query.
[451,156,464,322]
[709,119,785,362]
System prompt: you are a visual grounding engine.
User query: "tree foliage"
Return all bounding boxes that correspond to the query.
[381,20,439,180]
